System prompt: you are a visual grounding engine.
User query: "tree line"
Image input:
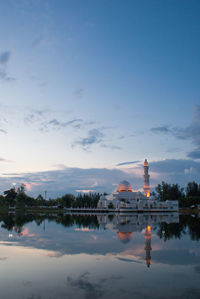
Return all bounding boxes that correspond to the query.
[0,180,200,208]
[0,184,101,208]
[155,181,200,207]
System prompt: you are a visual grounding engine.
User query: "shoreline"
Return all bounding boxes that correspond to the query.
[0,206,199,215]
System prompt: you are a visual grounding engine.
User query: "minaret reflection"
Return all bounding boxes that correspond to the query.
[144,225,152,268]
[97,213,179,268]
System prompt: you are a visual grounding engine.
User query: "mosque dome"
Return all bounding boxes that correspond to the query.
[117,180,132,192]
[117,232,133,243]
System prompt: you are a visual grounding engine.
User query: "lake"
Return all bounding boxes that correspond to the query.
[0,212,200,299]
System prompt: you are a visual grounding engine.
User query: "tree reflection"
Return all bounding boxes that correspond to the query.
[157,215,200,241]
[0,213,200,242]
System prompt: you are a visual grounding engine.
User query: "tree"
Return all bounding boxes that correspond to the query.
[108,202,114,209]
[56,194,75,208]
[17,184,26,194]
[186,181,200,197]
[155,181,184,201]
[4,188,17,205]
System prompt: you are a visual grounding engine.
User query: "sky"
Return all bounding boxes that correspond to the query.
[0,0,200,197]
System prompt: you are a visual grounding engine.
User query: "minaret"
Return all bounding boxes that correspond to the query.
[144,159,150,198]
[144,225,152,268]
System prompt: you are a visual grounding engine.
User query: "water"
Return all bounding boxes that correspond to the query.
[0,212,200,299]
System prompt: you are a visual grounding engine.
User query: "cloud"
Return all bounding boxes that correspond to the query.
[30,75,48,88]
[187,149,200,159]
[0,69,15,82]
[67,273,103,299]
[177,105,200,145]
[0,51,15,82]
[24,113,43,126]
[101,144,122,150]
[150,159,200,174]
[152,249,200,265]
[116,257,142,263]
[76,190,96,193]
[20,228,36,237]
[151,105,200,159]
[46,252,64,258]
[0,166,137,197]
[194,266,200,274]
[0,51,10,65]
[151,125,172,134]
[1,159,200,197]
[40,118,83,132]
[151,124,183,138]
[0,128,7,134]
[32,35,46,48]
[0,157,12,163]
[23,108,85,132]
[0,256,8,261]
[148,159,200,186]
[75,129,104,149]
[116,161,140,167]
[74,88,84,99]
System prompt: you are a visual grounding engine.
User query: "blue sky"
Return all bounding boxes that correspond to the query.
[0,0,200,196]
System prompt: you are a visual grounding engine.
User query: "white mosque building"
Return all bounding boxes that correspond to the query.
[97,159,178,212]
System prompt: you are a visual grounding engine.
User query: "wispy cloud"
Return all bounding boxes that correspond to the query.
[0,157,12,163]
[116,160,140,167]
[0,51,15,82]
[24,109,47,126]
[76,189,96,193]
[40,118,83,132]
[151,125,172,134]
[0,51,10,65]
[0,69,15,82]
[32,34,46,48]
[101,144,122,150]
[74,88,84,99]
[0,128,7,134]
[30,75,48,88]
[23,108,84,132]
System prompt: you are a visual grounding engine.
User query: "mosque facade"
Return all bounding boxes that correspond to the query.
[97,159,178,212]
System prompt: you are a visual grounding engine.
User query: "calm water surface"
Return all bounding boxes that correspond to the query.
[0,212,200,299]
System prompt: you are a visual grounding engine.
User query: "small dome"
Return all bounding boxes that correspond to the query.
[117,232,133,243]
[117,180,132,192]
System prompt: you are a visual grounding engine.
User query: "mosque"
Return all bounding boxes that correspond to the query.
[97,159,178,212]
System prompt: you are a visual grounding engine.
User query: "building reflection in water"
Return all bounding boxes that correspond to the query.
[144,225,152,267]
[97,213,179,267]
